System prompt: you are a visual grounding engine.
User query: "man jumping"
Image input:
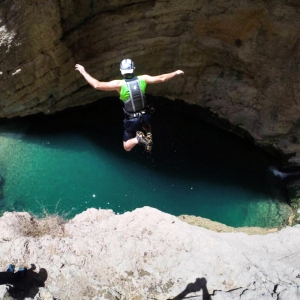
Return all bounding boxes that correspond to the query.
[75,59,184,152]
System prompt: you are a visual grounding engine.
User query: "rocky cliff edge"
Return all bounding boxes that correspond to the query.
[0,206,299,299]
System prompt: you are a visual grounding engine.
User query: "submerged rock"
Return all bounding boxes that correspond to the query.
[0,206,299,299]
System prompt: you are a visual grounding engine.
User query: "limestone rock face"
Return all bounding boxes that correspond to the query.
[0,207,299,299]
[1,0,300,163]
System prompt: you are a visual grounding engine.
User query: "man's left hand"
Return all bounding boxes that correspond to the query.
[75,64,86,74]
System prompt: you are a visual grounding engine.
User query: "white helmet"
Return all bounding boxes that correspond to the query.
[120,59,135,75]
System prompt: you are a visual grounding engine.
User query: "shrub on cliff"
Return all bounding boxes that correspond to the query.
[14,210,66,238]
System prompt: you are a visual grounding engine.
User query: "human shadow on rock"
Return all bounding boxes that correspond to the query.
[6,264,48,299]
[170,277,210,300]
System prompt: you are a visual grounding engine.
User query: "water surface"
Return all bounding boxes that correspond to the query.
[0,98,291,227]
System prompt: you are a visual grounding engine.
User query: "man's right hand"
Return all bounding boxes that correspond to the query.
[176,70,184,75]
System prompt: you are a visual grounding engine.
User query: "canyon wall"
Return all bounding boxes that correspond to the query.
[1,0,300,164]
[1,3,300,299]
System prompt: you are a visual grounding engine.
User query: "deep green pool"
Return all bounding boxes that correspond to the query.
[0,98,292,227]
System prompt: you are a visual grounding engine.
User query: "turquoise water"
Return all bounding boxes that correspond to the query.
[0,98,292,227]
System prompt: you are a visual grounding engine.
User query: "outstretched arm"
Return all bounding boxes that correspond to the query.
[75,64,121,92]
[141,70,184,84]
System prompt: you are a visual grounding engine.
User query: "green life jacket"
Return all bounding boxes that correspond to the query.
[120,76,147,113]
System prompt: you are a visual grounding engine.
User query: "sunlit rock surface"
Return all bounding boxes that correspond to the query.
[1,0,300,163]
[0,207,299,299]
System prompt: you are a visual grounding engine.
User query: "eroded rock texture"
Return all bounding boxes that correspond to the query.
[0,207,299,299]
[1,0,300,162]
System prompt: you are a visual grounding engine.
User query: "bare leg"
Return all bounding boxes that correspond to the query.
[123,137,138,151]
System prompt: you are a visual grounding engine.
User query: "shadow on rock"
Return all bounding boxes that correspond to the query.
[171,277,210,300]
[6,264,48,299]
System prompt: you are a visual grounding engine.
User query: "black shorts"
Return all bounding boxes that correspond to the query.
[123,113,152,142]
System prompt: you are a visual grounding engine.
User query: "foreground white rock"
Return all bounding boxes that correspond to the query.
[0,206,299,299]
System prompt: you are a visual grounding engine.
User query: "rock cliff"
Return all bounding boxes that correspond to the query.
[1,0,300,165]
[1,3,300,297]
[0,207,299,299]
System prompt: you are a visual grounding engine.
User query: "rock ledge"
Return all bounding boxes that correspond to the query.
[0,206,299,299]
